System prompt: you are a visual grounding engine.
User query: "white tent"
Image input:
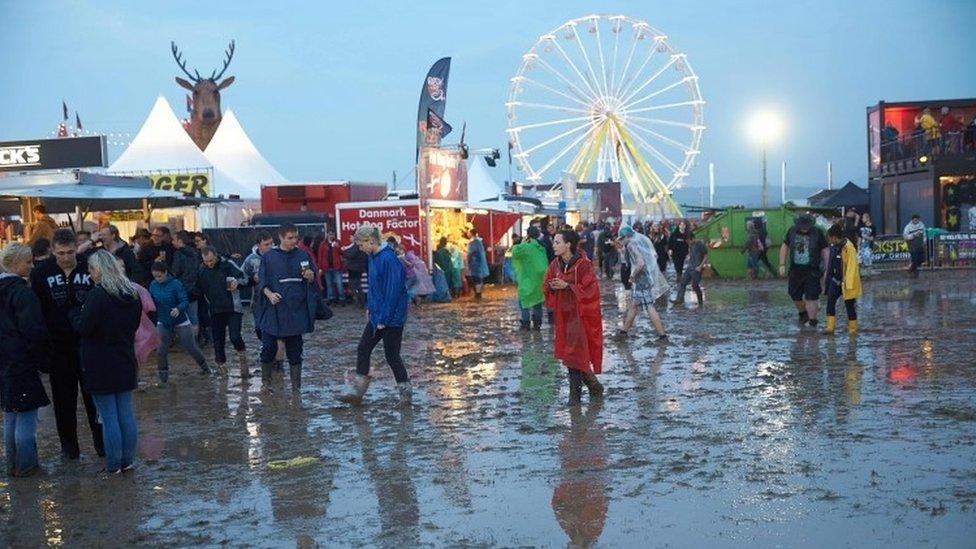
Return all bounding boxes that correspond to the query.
[108,96,212,174]
[204,110,285,199]
[465,158,534,213]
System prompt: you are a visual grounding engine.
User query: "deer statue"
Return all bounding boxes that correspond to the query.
[171,40,235,151]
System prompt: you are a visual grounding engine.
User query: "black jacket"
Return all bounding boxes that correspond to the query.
[113,243,147,286]
[196,259,246,315]
[342,244,368,273]
[30,256,93,347]
[668,230,689,258]
[170,246,200,297]
[70,285,141,395]
[0,275,51,412]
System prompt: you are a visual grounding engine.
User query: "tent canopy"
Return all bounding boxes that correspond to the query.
[108,96,212,174]
[808,181,869,209]
[0,172,200,215]
[204,110,286,199]
[466,158,535,214]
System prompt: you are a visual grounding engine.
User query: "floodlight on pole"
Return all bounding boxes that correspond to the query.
[747,110,784,208]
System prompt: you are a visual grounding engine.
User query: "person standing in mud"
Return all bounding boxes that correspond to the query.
[433,237,459,299]
[822,224,862,335]
[668,220,690,280]
[255,223,318,390]
[342,234,368,307]
[779,214,829,327]
[197,247,250,379]
[467,228,489,301]
[29,229,105,460]
[339,225,411,406]
[0,243,51,477]
[510,226,549,331]
[903,214,926,278]
[617,225,669,339]
[69,250,142,475]
[544,230,604,405]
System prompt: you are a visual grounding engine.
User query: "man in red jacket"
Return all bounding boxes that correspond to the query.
[316,229,346,304]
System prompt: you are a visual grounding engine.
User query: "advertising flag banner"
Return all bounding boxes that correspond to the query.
[416,57,451,157]
[417,147,468,202]
[425,108,452,145]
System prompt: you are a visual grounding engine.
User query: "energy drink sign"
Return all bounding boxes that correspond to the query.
[417,147,467,202]
[871,236,909,262]
[336,201,423,253]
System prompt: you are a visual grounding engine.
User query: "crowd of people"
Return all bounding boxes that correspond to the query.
[0,207,876,478]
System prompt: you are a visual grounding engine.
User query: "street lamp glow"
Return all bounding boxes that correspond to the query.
[748,110,784,145]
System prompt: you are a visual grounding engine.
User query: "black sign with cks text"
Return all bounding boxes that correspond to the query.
[0,136,107,173]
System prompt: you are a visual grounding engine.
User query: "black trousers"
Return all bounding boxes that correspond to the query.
[197,296,211,330]
[672,252,687,280]
[826,285,857,320]
[50,349,104,458]
[356,323,408,383]
[620,262,632,290]
[211,312,245,364]
[260,333,303,365]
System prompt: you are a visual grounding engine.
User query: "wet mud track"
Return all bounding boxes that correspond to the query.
[2,270,975,547]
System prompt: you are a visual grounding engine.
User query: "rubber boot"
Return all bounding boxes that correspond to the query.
[519,320,530,331]
[260,362,274,384]
[798,311,810,325]
[338,375,371,405]
[397,381,413,407]
[847,320,858,335]
[289,363,302,391]
[568,370,583,406]
[475,292,482,302]
[158,369,169,384]
[532,319,542,331]
[582,372,604,400]
[822,315,836,335]
[237,351,251,380]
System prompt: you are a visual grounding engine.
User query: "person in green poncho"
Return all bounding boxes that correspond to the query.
[511,226,550,331]
[433,237,458,297]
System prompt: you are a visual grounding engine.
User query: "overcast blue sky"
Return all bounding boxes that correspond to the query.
[1,0,974,191]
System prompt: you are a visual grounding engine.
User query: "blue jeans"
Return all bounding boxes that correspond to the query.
[4,410,39,475]
[324,269,344,301]
[520,302,543,324]
[91,391,137,472]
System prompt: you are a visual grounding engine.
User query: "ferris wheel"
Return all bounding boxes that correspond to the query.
[506,14,704,217]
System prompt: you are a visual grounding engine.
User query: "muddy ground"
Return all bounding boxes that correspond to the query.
[1,269,975,547]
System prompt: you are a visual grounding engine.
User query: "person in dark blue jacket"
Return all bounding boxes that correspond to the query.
[148,262,211,382]
[339,225,411,406]
[254,223,317,390]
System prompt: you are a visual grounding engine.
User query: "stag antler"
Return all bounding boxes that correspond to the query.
[171,41,201,82]
[211,40,235,81]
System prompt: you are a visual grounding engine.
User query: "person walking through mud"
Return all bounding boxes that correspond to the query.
[779,214,829,327]
[339,225,411,406]
[197,247,250,379]
[616,225,669,340]
[0,243,51,477]
[69,250,142,475]
[149,262,212,382]
[672,231,708,306]
[255,223,318,390]
[822,224,862,335]
[242,231,285,371]
[511,226,549,331]
[467,228,489,301]
[544,230,604,405]
[30,229,104,460]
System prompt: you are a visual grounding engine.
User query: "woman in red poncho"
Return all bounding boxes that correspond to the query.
[544,230,604,405]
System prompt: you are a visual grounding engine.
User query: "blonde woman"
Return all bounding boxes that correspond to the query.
[0,243,51,477]
[70,250,142,474]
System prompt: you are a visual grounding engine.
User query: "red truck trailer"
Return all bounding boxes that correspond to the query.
[260,181,388,218]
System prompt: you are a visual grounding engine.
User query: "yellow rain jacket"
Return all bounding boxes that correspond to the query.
[841,240,862,300]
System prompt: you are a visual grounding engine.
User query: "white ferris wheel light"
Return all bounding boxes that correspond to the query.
[507,14,704,217]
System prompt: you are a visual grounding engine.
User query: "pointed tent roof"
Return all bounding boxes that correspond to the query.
[108,96,212,174]
[467,158,503,204]
[204,110,285,199]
